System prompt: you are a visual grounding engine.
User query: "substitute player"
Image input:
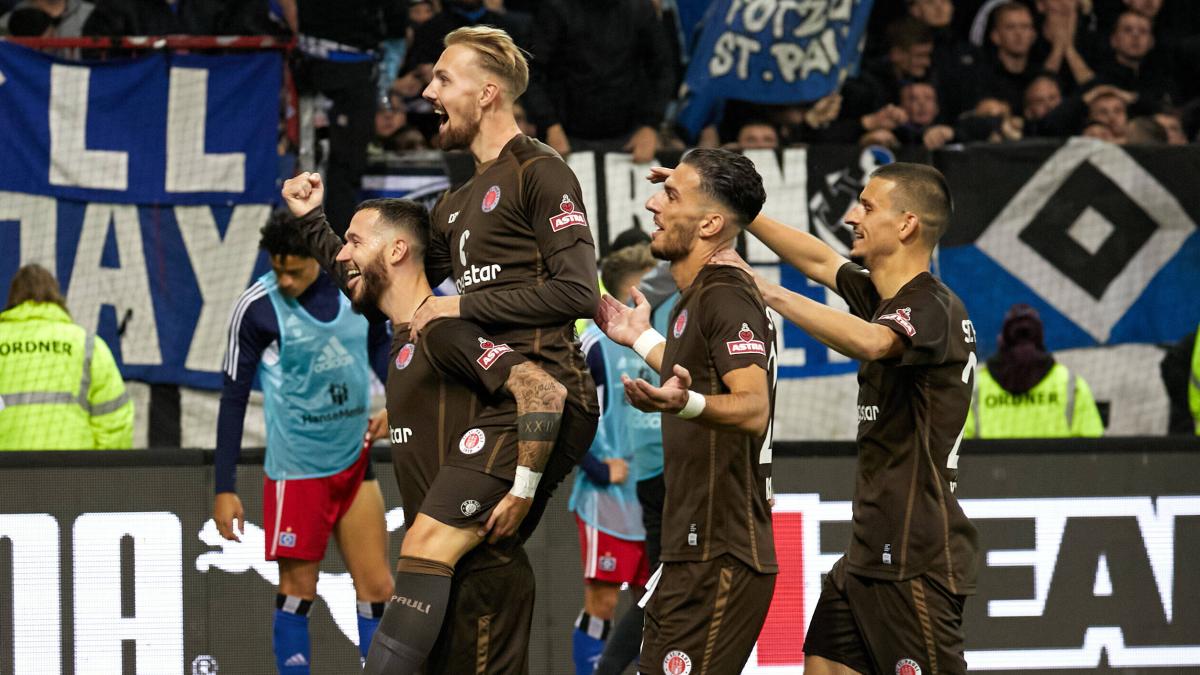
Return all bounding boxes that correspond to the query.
[569,244,657,674]
[716,162,979,674]
[214,214,394,673]
[596,149,778,674]
[410,26,602,539]
[281,182,565,673]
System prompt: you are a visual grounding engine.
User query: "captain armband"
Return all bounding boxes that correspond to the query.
[632,329,667,362]
[517,411,561,442]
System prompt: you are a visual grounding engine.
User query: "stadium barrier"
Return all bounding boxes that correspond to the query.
[0,437,1197,674]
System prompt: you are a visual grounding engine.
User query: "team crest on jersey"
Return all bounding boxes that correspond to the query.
[726,323,766,356]
[481,185,502,213]
[662,649,692,675]
[460,500,481,516]
[460,428,486,455]
[477,338,514,369]
[598,553,617,572]
[879,307,916,337]
[895,658,922,675]
[549,194,588,232]
[395,343,415,369]
[278,531,297,548]
[673,309,688,338]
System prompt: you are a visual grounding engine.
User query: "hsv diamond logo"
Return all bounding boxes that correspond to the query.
[481,185,501,213]
[549,193,588,232]
[726,323,766,355]
[476,337,514,370]
[974,138,1195,342]
[878,307,916,337]
[460,428,486,455]
[673,309,688,338]
[662,649,692,675]
[598,553,617,572]
[278,531,296,548]
[395,343,415,370]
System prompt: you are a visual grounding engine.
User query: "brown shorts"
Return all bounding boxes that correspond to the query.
[423,544,534,675]
[639,554,776,675]
[803,557,967,675]
[420,465,510,528]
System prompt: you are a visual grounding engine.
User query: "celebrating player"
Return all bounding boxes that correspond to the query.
[717,162,979,674]
[282,176,565,673]
[411,25,602,539]
[214,214,393,673]
[596,148,778,674]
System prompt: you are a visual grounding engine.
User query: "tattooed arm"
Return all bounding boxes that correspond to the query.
[480,361,567,543]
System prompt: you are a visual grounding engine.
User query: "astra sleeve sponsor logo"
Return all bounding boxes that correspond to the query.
[878,307,916,337]
[476,338,514,370]
[726,323,766,356]
[740,494,1200,673]
[549,194,588,232]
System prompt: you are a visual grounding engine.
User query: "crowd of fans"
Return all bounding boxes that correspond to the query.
[4,0,1197,156]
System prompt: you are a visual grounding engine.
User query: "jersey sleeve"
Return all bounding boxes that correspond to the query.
[424,193,454,287]
[524,155,596,258]
[700,279,772,379]
[874,282,951,367]
[834,261,880,320]
[420,318,529,397]
[214,290,277,493]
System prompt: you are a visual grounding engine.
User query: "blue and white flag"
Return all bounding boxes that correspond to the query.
[676,0,874,140]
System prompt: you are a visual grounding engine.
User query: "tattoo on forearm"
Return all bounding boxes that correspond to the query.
[508,363,567,472]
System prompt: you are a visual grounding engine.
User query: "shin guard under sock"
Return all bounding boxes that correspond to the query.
[573,610,611,675]
[362,556,454,675]
[274,594,313,674]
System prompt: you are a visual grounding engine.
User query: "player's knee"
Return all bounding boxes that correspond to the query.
[584,583,621,619]
[357,570,395,602]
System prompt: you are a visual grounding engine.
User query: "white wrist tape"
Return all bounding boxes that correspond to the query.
[676,390,706,419]
[632,329,666,361]
[510,466,542,499]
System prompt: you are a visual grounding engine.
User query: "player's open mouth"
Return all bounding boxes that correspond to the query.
[435,107,448,132]
[346,267,362,291]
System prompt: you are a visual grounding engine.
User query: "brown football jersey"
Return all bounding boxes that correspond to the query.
[835,262,979,594]
[658,266,777,574]
[426,134,599,416]
[385,318,527,520]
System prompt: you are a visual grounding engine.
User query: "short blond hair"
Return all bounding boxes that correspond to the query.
[444,25,529,100]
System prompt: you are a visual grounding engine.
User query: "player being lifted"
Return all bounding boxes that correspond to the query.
[714,162,979,674]
[596,149,778,674]
[410,25,602,539]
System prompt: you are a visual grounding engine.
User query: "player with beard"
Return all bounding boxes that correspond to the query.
[282,181,565,673]
[713,163,978,674]
[595,149,778,674]
[408,26,602,541]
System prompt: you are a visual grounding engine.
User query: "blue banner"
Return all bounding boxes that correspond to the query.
[0,42,280,204]
[676,0,874,140]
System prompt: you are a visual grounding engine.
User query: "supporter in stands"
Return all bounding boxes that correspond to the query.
[569,244,656,675]
[841,18,935,126]
[895,81,956,149]
[952,97,1025,144]
[289,0,406,236]
[523,0,673,164]
[1124,115,1168,144]
[964,304,1104,438]
[908,0,979,119]
[1093,10,1179,113]
[0,264,133,450]
[1154,108,1189,144]
[1081,119,1118,141]
[1038,0,1096,93]
[735,121,780,150]
[4,6,52,35]
[1086,87,1131,140]
[400,0,526,83]
[976,2,1042,114]
[0,0,92,37]
[1022,72,1091,137]
[82,0,272,36]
